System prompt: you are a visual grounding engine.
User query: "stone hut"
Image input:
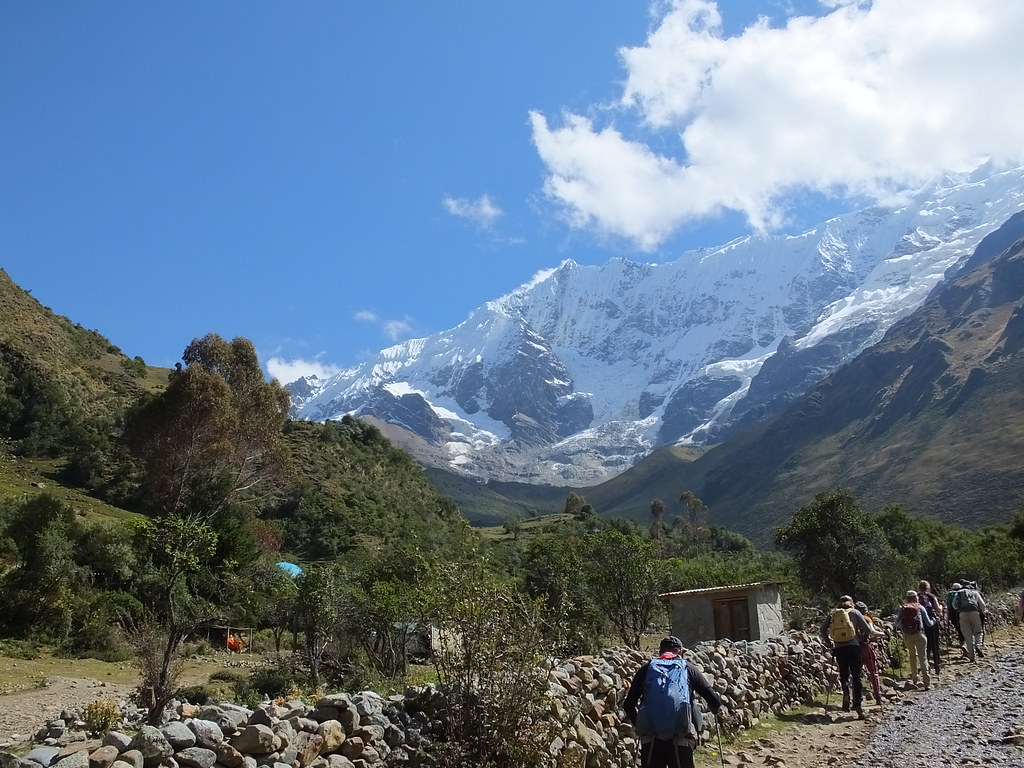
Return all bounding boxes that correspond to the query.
[661,581,785,647]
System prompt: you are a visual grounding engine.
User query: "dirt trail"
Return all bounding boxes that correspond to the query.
[0,676,135,745]
[703,624,1024,768]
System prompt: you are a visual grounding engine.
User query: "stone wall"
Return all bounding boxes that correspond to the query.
[3,591,1020,768]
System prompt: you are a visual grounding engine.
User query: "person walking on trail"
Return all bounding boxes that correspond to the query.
[855,601,885,706]
[820,596,872,719]
[895,590,934,689]
[624,635,723,768]
[953,580,987,662]
[917,580,944,674]
[946,582,966,650]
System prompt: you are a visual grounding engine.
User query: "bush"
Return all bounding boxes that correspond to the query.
[0,639,41,659]
[83,699,120,734]
[209,669,248,684]
[886,635,907,675]
[175,685,218,706]
[425,565,573,768]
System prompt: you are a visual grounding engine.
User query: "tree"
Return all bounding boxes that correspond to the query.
[120,334,290,720]
[0,494,89,640]
[774,488,891,602]
[123,334,290,519]
[520,534,602,655]
[293,563,348,689]
[130,514,217,723]
[563,492,587,517]
[649,498,666,540]
[582,528,661,647]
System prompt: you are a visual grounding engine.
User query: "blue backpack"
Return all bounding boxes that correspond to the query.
[636,656,693,740]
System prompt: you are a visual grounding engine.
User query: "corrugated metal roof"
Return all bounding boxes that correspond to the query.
[659,581,780,598]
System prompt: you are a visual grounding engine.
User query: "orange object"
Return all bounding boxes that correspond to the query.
[227,634,243,652]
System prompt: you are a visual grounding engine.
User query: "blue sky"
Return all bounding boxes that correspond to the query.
[3,1,1021,382]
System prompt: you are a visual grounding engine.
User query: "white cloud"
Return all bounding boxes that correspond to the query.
[266,356,341,384]
[355,308,414,342]
[383,319,413,341]
[532,0,1024,248]
[443,193,503,228]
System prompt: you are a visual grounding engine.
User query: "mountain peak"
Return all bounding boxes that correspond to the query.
[289,166,1024,486]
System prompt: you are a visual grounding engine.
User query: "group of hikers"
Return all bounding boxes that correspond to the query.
[818,579,988,719]
[624,580,993,767]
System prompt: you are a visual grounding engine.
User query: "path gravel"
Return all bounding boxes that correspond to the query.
[859,648,1024,766]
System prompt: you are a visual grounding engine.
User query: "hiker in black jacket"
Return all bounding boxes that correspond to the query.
[820,595,872,719]
[623,636,723,768]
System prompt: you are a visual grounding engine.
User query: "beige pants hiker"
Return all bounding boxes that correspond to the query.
[959,610,984,661]
[903,630,930,687]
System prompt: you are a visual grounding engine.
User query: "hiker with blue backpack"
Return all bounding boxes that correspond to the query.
[894,590,935,689]
[623,635,723,768]
[819,595,872,719]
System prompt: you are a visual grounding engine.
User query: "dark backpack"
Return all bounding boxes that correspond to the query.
[900,603,922,634]
[635,656,693,740]
[955,589,981,612]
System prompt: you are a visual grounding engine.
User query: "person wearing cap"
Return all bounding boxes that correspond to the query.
[953,580,987,662]
[894,590,934,689]
[855,601,885,705]
[820,596,872,717]
[623,636,722,768]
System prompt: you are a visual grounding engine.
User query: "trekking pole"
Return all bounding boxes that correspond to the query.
[714,713,726,768]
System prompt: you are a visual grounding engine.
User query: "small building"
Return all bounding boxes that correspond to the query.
[661,581,784,647]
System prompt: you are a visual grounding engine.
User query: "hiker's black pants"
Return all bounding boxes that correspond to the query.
[640,738,695,768]
[925,623,941,672]
[950,609,964,645]
[834,644,863,708]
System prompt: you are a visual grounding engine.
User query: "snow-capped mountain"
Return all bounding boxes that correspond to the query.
[289,166,1024,485]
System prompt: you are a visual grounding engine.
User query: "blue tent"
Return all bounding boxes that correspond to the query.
[277,561,303,578]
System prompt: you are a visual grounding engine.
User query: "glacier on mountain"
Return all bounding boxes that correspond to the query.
[289,166,1024,485]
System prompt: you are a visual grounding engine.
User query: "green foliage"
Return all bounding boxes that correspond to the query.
[425,562,567,768]
[519,534,602,656]
[774,489,897,604]
[885,634,907,675]
[0,493,90,640]
[270,417,475,562]
[582,528,661,647]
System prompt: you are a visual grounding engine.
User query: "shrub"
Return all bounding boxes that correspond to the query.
[83,699,120,734]
[425,564,574,768]
[886,635,907,675]
[175,685,217,705]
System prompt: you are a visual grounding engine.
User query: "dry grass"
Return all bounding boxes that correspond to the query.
[0,648,255,695]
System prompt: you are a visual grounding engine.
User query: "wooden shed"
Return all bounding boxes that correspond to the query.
[660,581,784,647]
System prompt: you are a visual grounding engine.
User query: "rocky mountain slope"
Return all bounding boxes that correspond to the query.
[580,211,1024,538]
[290,166,1024,487]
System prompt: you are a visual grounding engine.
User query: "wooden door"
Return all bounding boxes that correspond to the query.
[713,597,751,641]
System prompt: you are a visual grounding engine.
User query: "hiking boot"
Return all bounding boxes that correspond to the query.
[856,707,866,720]
[977,647,984,658]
